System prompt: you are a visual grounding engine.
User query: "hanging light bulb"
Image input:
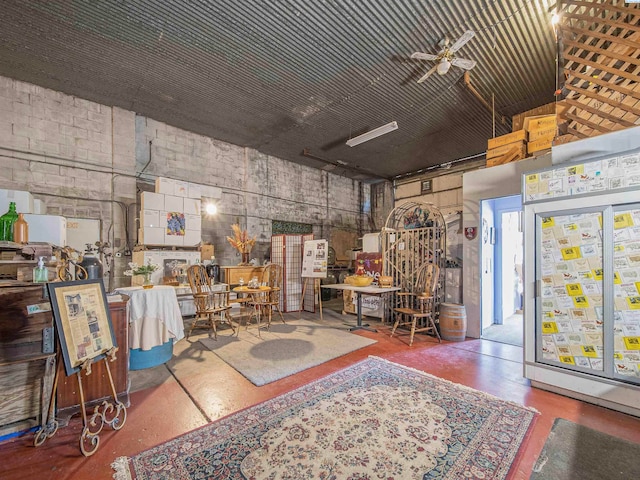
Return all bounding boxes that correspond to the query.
[437,58,451,75]
[205,203,217,215]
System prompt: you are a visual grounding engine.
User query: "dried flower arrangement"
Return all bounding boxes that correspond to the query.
[226,224,256,262]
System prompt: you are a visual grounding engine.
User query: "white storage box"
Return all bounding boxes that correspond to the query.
[141,192,165,211]
[164,195,183,212]
[183,230,201,247]
[183,198,201,216]
[185,214,201,231]
[141,209,161,228]
[187,182,202,199]
[174,180,189,197]
[0,189,34,215]
[24,214,67,246]
[140,226,164,245]
[33,199,46,214]
[155,177,175,195]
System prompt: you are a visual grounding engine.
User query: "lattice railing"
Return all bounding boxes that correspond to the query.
[557,0,640,140]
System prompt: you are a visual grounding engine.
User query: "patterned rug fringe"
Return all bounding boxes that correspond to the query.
[111,456,132,480]
[367,355,540,414]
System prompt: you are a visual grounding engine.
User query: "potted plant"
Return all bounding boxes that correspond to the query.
[124,259,160,288]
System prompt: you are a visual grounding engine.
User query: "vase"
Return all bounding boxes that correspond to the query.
[13,213,29,244]
[240,252,250,265]
[0,201,18,242]
[142,273,154,289]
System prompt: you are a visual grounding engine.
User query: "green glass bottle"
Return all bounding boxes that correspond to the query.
[0,202,19,241]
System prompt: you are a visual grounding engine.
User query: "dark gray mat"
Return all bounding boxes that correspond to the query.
[531,418,640,479]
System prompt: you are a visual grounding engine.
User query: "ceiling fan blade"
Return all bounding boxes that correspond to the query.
[450,30,475,53]
[451,57,477,70]
[417,65,437,83]
[411,52,438,61]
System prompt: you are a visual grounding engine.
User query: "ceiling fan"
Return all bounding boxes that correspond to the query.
[411,30,477,83]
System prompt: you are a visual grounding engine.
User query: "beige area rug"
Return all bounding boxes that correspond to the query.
[199,319,377,386]
[113,356,538,479]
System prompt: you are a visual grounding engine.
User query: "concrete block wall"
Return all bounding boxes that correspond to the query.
[0,76,137,289]
[135,115,371,267]
[0,74,375,285]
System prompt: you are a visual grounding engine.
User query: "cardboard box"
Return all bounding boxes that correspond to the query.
[141,191,165,211]
[183,198,201,216]
[528,137,554,154]
[164,195,184,212]
[23,214,67,246]
[139,226,164,245]
[528,126,557,142]
[524,114,556,132]
[174,180,189,197]
[155,177,175,195]
[183,230,201,247]
[141,209,160,228]
[0,189,34,215]
[200,244,215,262]
[486,140,526,160]
[487,130,527,150]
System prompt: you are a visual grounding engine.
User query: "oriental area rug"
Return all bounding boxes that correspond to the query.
[112,356,537,480]
[199,319,376,386]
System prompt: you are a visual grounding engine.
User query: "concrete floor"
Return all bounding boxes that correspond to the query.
[1,307,639,480]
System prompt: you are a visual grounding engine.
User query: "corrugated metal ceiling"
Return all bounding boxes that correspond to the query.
[0,0,558,181]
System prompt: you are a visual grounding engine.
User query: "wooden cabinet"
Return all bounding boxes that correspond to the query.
[56,299,130,414]
[0,283,56,437]
[222,265,267,286]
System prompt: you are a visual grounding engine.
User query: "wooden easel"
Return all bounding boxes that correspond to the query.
[300,277,323,320]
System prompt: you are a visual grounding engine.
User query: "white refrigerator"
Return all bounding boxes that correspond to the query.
[523,148,640,417]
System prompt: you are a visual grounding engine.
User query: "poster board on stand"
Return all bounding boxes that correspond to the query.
[301,240,328,317]
[301,239,328,278]
[48,279,117,376]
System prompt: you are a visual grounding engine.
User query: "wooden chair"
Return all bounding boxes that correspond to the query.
[247,263,285,332]
[390,263,441,346]
[187,264,236,339]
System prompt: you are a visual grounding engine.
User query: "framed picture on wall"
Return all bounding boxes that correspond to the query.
[48,279,117,376]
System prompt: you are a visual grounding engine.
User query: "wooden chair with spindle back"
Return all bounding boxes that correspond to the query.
[187,264,236,339]
[391,262,441,346]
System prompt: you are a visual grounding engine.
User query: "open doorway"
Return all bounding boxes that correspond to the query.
[480,195,523,346]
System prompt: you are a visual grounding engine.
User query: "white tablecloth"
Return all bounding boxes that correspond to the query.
[114,286,185,351]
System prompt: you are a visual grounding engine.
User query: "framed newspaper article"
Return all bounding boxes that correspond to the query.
[48,279,117,376]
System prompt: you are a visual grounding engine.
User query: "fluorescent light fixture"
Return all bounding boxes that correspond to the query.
[346,121,398,147]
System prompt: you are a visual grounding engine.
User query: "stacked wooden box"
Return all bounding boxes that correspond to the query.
[486,113,557,167]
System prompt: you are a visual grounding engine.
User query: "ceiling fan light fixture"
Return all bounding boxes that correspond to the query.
[437,58,451,75]
[346,121,398,147]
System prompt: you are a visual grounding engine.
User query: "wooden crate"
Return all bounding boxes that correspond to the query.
[0,283,55,437]
[487,130,527,150]
[512,103,556,132]
[486,140,526,160]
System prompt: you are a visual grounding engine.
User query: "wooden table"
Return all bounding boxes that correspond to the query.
[233,286,272,334]
[321,284,400,332]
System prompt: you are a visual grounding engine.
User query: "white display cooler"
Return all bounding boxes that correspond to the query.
[522,147,640,417]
